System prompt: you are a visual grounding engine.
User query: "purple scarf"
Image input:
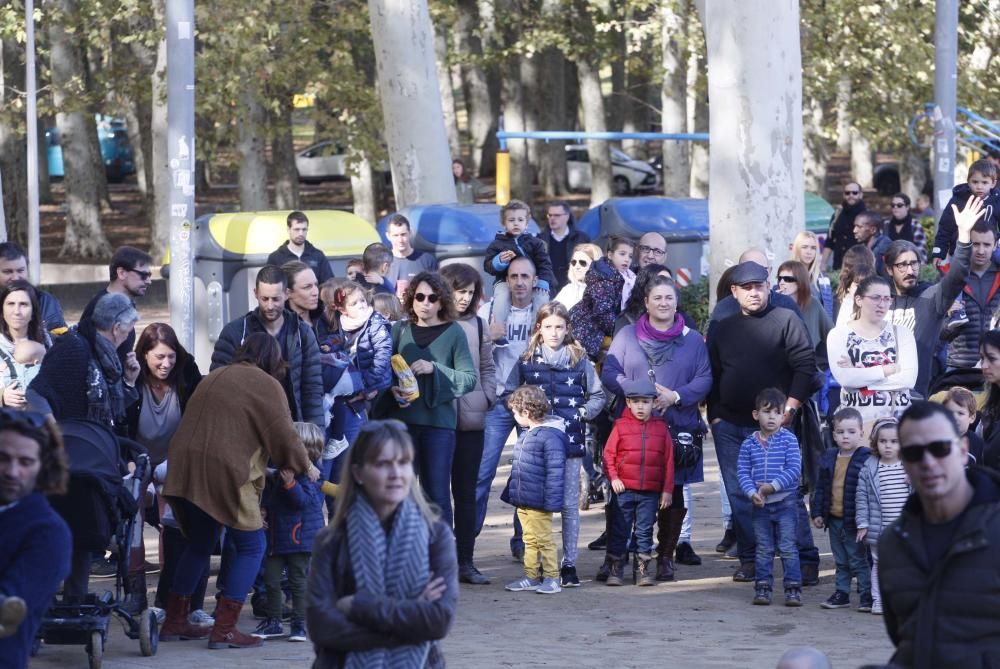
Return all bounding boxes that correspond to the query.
[635,313,686,367]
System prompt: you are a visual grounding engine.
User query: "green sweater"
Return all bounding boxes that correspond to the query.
[385,322,476,429]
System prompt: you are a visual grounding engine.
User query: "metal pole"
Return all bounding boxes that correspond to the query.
[166,0,195,350]
[25,0,40,284]
[933,0,958,216]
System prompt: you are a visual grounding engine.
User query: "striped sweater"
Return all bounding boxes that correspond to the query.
[737,428,802,504]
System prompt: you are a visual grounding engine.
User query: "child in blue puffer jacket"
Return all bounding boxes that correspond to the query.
[256,422,326,642]
[501,385,567,595]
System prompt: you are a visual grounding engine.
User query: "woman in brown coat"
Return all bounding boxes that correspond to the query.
[161,333,319,649]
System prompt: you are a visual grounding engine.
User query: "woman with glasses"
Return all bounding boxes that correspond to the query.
[377,271,476,527]
[883,193,927,263]
[826,276,917,434]
[554,243,602,311]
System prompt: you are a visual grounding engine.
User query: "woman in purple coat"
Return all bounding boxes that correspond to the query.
[601,275,712,582]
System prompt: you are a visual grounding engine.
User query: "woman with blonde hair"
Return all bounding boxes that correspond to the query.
[790,231,834,317]
[307,419,457,668]
[554,242,603,311]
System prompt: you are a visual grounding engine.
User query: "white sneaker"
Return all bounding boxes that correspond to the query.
[871,602,883,615]
[189,609,214,626]
[536,577,562,594]
[504,577,542,592]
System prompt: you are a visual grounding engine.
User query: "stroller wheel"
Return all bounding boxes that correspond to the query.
[139,608,158,656]
[88,630,103,669]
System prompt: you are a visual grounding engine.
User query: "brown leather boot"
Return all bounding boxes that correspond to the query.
[636,553,656,586]
[605,554,625,586]
[655,507,678,581]
[160,593,210,641]
[208,596,263,649]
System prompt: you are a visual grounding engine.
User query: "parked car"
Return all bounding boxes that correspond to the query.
[46,116,136,183]
[566,144,659,195]
[296,140,348,183]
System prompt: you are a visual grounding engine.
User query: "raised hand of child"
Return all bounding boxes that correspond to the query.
[856,528,867,543]
[812,517,825,529]
[659,491,672,509]
[611,479,625,495]
[499,250,517,263]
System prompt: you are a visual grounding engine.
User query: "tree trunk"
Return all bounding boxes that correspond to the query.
[803,97,828,194]
[538,46,568,197]
[0,35,27,244]
[900,145,928,202]
[455,0,496,176]
[49,0,111,258]
[704,0,803,301]
[368,0,457,208]
[623,61,652,160]
[661,0,689,197]
[37,114,52,205]
[434,24,461,157]
[687,49,709,198]
[835,77,851,153]
[236,88,269,211]
[851,128,873,189]
[576,57,613,206]
[607,6,626,141]
[350,154,378,224]
[149,6,171,259]
[271,96,300,210]
[519,53,541,171]
[501,64,532,202]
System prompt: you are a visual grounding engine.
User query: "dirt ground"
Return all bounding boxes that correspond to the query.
[29,435,894,669]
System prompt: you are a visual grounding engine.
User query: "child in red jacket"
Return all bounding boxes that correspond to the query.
[603,377,674,586]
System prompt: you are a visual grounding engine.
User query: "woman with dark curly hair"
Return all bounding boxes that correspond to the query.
[379,271,476,526]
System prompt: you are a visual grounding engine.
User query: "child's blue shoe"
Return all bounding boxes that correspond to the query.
[535,577,562,594]
[505,577,542,592]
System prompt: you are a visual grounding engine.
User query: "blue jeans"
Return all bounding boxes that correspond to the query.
[410,425,457,527]
[827,517,871,595]
[712,419,820,567]
[611,491,659,556]
[322,401,366,512]
[172,499,266,602]
[475,403,517,535]
[752,496,801,588]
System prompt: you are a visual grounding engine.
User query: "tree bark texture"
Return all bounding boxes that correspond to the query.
[537,46,569,197]
[850,128,873,189]
[271,97,300,210]
[502,63,533,202]
[835,77,851,153]
[150,9,171,258]
[661,0,689,197]
[237,88,269,211]
[368,0,457,208]
[434,24,461,157]
[900,145,928,202]
[49,0,112,258]
[455,0,496,177]
[1,35,27,243]
[350,153,378,225]
[803,97,828,194]
[704,0,804,299]
[577,56,613,206]
[687,49,709,198]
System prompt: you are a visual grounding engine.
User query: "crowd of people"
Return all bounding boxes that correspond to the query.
[3,164,1000,667]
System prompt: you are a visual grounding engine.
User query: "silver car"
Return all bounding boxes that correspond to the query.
[565,144,659,195]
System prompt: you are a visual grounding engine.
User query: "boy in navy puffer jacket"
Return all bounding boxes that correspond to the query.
[255,422,325,642]
[501,385,567,595]
[737,388,802,607]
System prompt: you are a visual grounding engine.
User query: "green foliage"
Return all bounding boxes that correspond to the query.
[679,275,709,333]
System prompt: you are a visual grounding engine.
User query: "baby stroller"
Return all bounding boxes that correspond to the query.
[37,420,158,667]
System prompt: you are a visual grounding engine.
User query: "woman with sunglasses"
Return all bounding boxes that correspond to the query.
[883,193,927,263]
[554,243,602,311]
[826,276,918,433]
[378,271,476,528]
[775,261,833,357]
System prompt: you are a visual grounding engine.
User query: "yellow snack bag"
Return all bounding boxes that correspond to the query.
[391,354,420,405]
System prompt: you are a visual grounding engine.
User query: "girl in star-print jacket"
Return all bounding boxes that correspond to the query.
[501,302,606,582]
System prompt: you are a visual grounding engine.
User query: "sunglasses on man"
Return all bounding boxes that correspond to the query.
[900,440,953,463]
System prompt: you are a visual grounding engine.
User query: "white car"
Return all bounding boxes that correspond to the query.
[296,141,348,183]
[565,144,659,195]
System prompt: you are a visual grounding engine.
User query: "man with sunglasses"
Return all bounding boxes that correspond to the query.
[538,202,589,290]
[884,196,984,399]
[78,246,153,362]
[821,181,867,271]
[879,401,1000,668]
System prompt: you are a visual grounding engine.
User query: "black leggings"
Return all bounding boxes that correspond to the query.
[452,429,485,564]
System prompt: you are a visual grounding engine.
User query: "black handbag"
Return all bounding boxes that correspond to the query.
[669,427,703,470]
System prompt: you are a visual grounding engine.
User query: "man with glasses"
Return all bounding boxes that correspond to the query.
[883,193,927,263]
[538,201,589,290]
[821,181,867,271]
[879,400,1000,668]
[885,197,984,398]
[79,246,153,360]
[853,211,892,276]
[635,232,668,271]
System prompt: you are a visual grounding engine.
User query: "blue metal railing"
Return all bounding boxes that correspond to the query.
[910,104,1000,152]
[496,130,709,152]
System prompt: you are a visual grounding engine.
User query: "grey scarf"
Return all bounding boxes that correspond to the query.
[345,494,431,669]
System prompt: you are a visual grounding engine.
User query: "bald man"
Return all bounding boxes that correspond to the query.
[636,232,669,270]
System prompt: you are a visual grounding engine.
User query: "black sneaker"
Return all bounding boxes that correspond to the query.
[252,618,285,639]
[715,529,735,553]
[459,562,491,585]
[560,565,581,588]
[733,563,756,582]
[288,622,307,642]
[675,542,702,566]
[857,591,873,613]
[821,591,851,609]
[587,532,607,551]
[784,586,803,607]
[90,557,118,578]
[801,563,819,587]
[595,555,613,582]
[752,583,772,605]
[721,543,739,561]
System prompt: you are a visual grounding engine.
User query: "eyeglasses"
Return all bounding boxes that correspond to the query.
[776,275,797,284]
[413,292,439,304]
[638,245,666,257]
[569,259,590,267]
[900,440,953,463]
[892,260,920,271]
[891,202,908,208]
[863,295,893,305]
[128,268,153,281]
[844,189,860,196]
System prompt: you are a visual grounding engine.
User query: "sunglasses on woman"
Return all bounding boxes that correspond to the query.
[414,292,439,304]
[569,259,590,267]
[900,440,952,463]
[777,275,797,284]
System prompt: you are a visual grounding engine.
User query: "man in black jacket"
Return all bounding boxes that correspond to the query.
[211,264,323,428]
[707,261,818,584]
[538,201,589,290]
[266,211,334,286]
[822,181,867,271]
[880,401,1000,668]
